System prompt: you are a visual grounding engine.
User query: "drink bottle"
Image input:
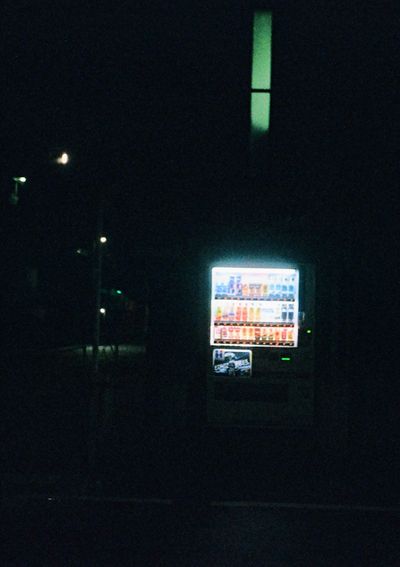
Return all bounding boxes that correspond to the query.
[276,279,282,300]
[274,329,280,342]
[281,304,288,321]
[268,328,274,341]
[288,305,294,322]
[229,302,235,321]
[216,306,222,321]
[242,305,248,321]
[228,326,234,339]
[281,327,287,341]
[262,283,268,297]
[255,327,261,340]
[255,306,261,321]
[287,329,294,342]
[249,303,255,321]
[214,327,221,340]
[242,283,249,297]
[235,275,242,296]
[270,284,276,300]
[228,276,235,295]
[235,327,241,339]
[235,303,242,321]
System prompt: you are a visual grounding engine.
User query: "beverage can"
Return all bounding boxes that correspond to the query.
[242,305,248,321]
[248,327,255,340]
[229,302,235,321]
[255,327,261,339]
[221,326,228,339]
[228,326,234,339]
[255,306,261,321]
[234,327,240,339]
[274,329,281,342]
[281,327,287,341]
[242,326,248,340]
[287,329,294,341]
[214,326,221,340]
[242,283,249,297]
[268,328,274,341]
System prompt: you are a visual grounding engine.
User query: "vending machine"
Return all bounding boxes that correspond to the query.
[206,261,315,427]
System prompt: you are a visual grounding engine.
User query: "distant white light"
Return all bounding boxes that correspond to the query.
[100,307,106,315]
[56,152,69,165]
[99,236,107,244]
[13,176,27,183]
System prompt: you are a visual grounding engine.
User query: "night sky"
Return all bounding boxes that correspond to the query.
[1,1,398,263]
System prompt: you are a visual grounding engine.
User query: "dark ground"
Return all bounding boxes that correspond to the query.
[2,496,399,566]
[2,346,399,566]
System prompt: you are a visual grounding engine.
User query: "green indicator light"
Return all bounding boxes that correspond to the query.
[306,329,312,334]
[281,357,291,362]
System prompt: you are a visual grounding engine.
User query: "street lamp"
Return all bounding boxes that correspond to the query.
[55,151,69,165]
[10,176,27,205]
[99,236,107,244]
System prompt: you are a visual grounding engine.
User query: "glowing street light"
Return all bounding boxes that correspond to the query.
[99,307,106,315]
[56,152,69,165]
[10,176,27,205]
[99,236,107,244]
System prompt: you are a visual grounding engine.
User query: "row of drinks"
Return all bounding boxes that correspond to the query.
[215,274,296,300]
[215,302,295,322]
[214,325,295,342]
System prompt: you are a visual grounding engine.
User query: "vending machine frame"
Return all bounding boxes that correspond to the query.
[205,258,315,428]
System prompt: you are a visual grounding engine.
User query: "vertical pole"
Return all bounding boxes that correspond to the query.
[93,202,103,375]
[87,198,104,490]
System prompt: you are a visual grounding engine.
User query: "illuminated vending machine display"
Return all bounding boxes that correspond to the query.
[210,267,299,349]
[207,263,315,427]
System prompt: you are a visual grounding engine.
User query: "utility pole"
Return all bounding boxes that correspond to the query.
[93,201,104,375]
[87,195,105,492]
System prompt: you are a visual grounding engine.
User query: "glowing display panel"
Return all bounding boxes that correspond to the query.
[251,11,272,90]
[251,92,270,137]
[210,267,299,348]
